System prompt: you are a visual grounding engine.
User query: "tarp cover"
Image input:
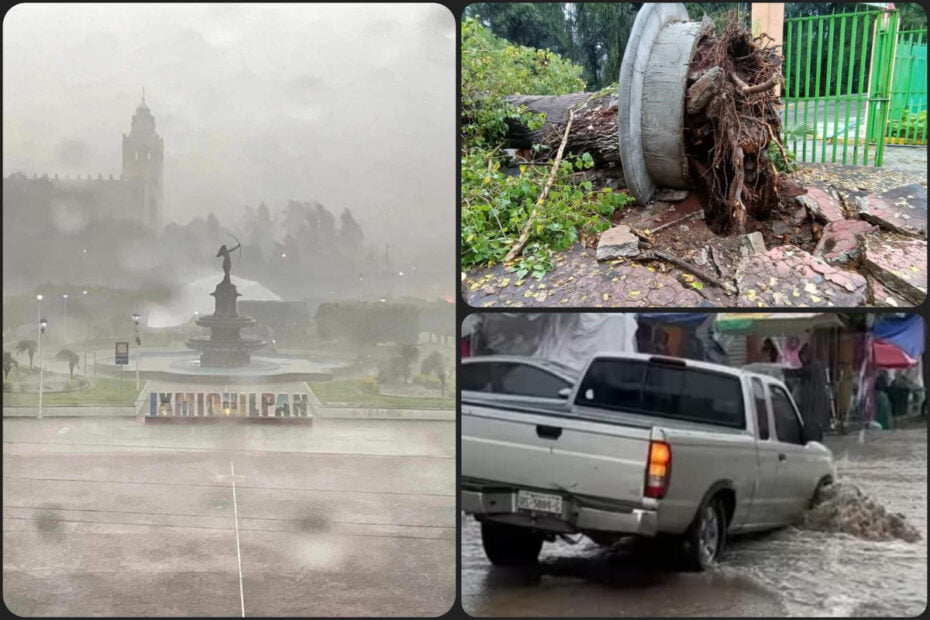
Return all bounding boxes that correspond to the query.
[464,313,636,370]
[870,315,925,359]
[715,312,844,335]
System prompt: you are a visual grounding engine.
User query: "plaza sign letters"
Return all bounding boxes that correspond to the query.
[149,391,311,417]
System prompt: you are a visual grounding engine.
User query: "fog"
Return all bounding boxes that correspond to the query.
[3,3,454,295]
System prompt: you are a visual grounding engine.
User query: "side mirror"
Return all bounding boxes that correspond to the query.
[557,387,571,399]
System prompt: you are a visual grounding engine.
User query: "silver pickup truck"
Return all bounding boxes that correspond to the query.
[462,352,836,571]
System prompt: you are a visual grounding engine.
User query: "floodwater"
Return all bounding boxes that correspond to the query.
[462,426,927,617]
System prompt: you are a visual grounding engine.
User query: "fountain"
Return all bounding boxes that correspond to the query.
[185,242,265,367]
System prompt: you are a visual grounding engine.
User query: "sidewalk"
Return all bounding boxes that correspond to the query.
[3,406,135,417]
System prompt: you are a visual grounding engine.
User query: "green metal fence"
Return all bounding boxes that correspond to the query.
[783,8,899,166]
[887,28,928,145]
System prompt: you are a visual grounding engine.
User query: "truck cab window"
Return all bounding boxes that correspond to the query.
[498,365,570,398]
[461,364,493,392]
[770,385,804,445]
[752,378,770,440]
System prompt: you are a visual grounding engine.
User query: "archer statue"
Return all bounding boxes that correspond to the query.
[216,241,241,283]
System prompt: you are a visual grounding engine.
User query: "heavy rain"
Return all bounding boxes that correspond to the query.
[3,3,455,616]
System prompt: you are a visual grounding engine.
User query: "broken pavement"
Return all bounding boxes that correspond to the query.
[462,163,927,308]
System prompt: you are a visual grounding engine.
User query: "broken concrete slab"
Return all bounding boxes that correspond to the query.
[854,183,927,238]
[596,225,640,260]
[862,236,928,306]
[868,277,909,308]
[813,219,878,264]
[739,231,766,256]
[735,245,867,307]
[796,188,846,224]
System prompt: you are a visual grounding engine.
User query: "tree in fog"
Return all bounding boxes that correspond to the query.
[395,343,419,384]
[3,352,18,379]
[15,340,37,369]
[339,208,364,251]
[421,351,448,396]
[56,349,80,379]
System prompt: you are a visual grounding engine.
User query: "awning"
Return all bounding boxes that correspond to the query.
[870,315,924,368]
[636,313,710,326]
[870,315,925,359]
[715,313,844,334]
[872,339,918,368]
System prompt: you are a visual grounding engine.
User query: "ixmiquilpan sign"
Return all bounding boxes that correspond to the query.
[147,391,311,418]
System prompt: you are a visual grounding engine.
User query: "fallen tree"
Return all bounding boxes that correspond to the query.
[504,93,620,167]
[500,16,786,235]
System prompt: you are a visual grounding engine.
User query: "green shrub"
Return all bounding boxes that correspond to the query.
[886,110,927,140]
[461,18,632,276]
[414,373,442,390]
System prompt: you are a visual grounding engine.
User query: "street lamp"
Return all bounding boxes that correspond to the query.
[62,293,69,343]
[38,317,47,419]
[132,313,142,390]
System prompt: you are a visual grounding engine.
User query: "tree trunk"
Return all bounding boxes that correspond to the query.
[503,93,621,168]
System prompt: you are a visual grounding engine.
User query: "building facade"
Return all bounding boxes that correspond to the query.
[4,95,164,230]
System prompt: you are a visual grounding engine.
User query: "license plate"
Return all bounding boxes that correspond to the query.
[516,490,563,515]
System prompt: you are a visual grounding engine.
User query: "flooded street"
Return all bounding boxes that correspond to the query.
[462,426,927,617]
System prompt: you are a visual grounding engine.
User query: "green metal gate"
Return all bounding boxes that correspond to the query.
[783,7,899,166]
[887,28,927,145]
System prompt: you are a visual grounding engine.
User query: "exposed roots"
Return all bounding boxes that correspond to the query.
[685,17,785,235]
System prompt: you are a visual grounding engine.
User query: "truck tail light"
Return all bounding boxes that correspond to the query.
[644,440,671,499]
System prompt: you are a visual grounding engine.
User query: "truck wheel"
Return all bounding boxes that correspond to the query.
[481,521,544,566]
[683,497,726,572]
[810,477,833,509]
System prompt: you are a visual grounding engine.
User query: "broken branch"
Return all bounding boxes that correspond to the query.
[634,250,737,295]
[504,106,577,263]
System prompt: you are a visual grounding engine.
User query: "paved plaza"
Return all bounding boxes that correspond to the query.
[2,416,455,616]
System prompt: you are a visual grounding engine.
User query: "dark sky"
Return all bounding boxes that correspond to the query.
[3,3,454,273]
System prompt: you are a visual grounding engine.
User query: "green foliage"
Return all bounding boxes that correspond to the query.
[467,3,646,91]
[462,148,634,274]
[308,377,453,410]
[462,17,586,149]
[2,375,135,406]
[886,109,927,140]
[461,18,634,277]
[769,142,799,173]
[464,3,570,55]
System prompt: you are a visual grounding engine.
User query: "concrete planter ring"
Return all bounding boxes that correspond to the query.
[618,3,705,204]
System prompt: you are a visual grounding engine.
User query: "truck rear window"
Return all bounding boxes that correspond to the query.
[575,359,745,429]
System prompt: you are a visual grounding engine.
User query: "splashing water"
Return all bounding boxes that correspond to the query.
[800,481,921,543]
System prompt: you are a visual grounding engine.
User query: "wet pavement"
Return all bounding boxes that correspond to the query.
[461,426,926,617]
[3,416,455,616]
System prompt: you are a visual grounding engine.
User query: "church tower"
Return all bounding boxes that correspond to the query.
[122,91,164,229]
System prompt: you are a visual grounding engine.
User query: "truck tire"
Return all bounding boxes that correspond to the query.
[480,521,544,566]
[682,497,726,572]
[810,477,833,509]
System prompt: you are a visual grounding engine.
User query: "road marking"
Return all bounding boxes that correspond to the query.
[231,460,245,617]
